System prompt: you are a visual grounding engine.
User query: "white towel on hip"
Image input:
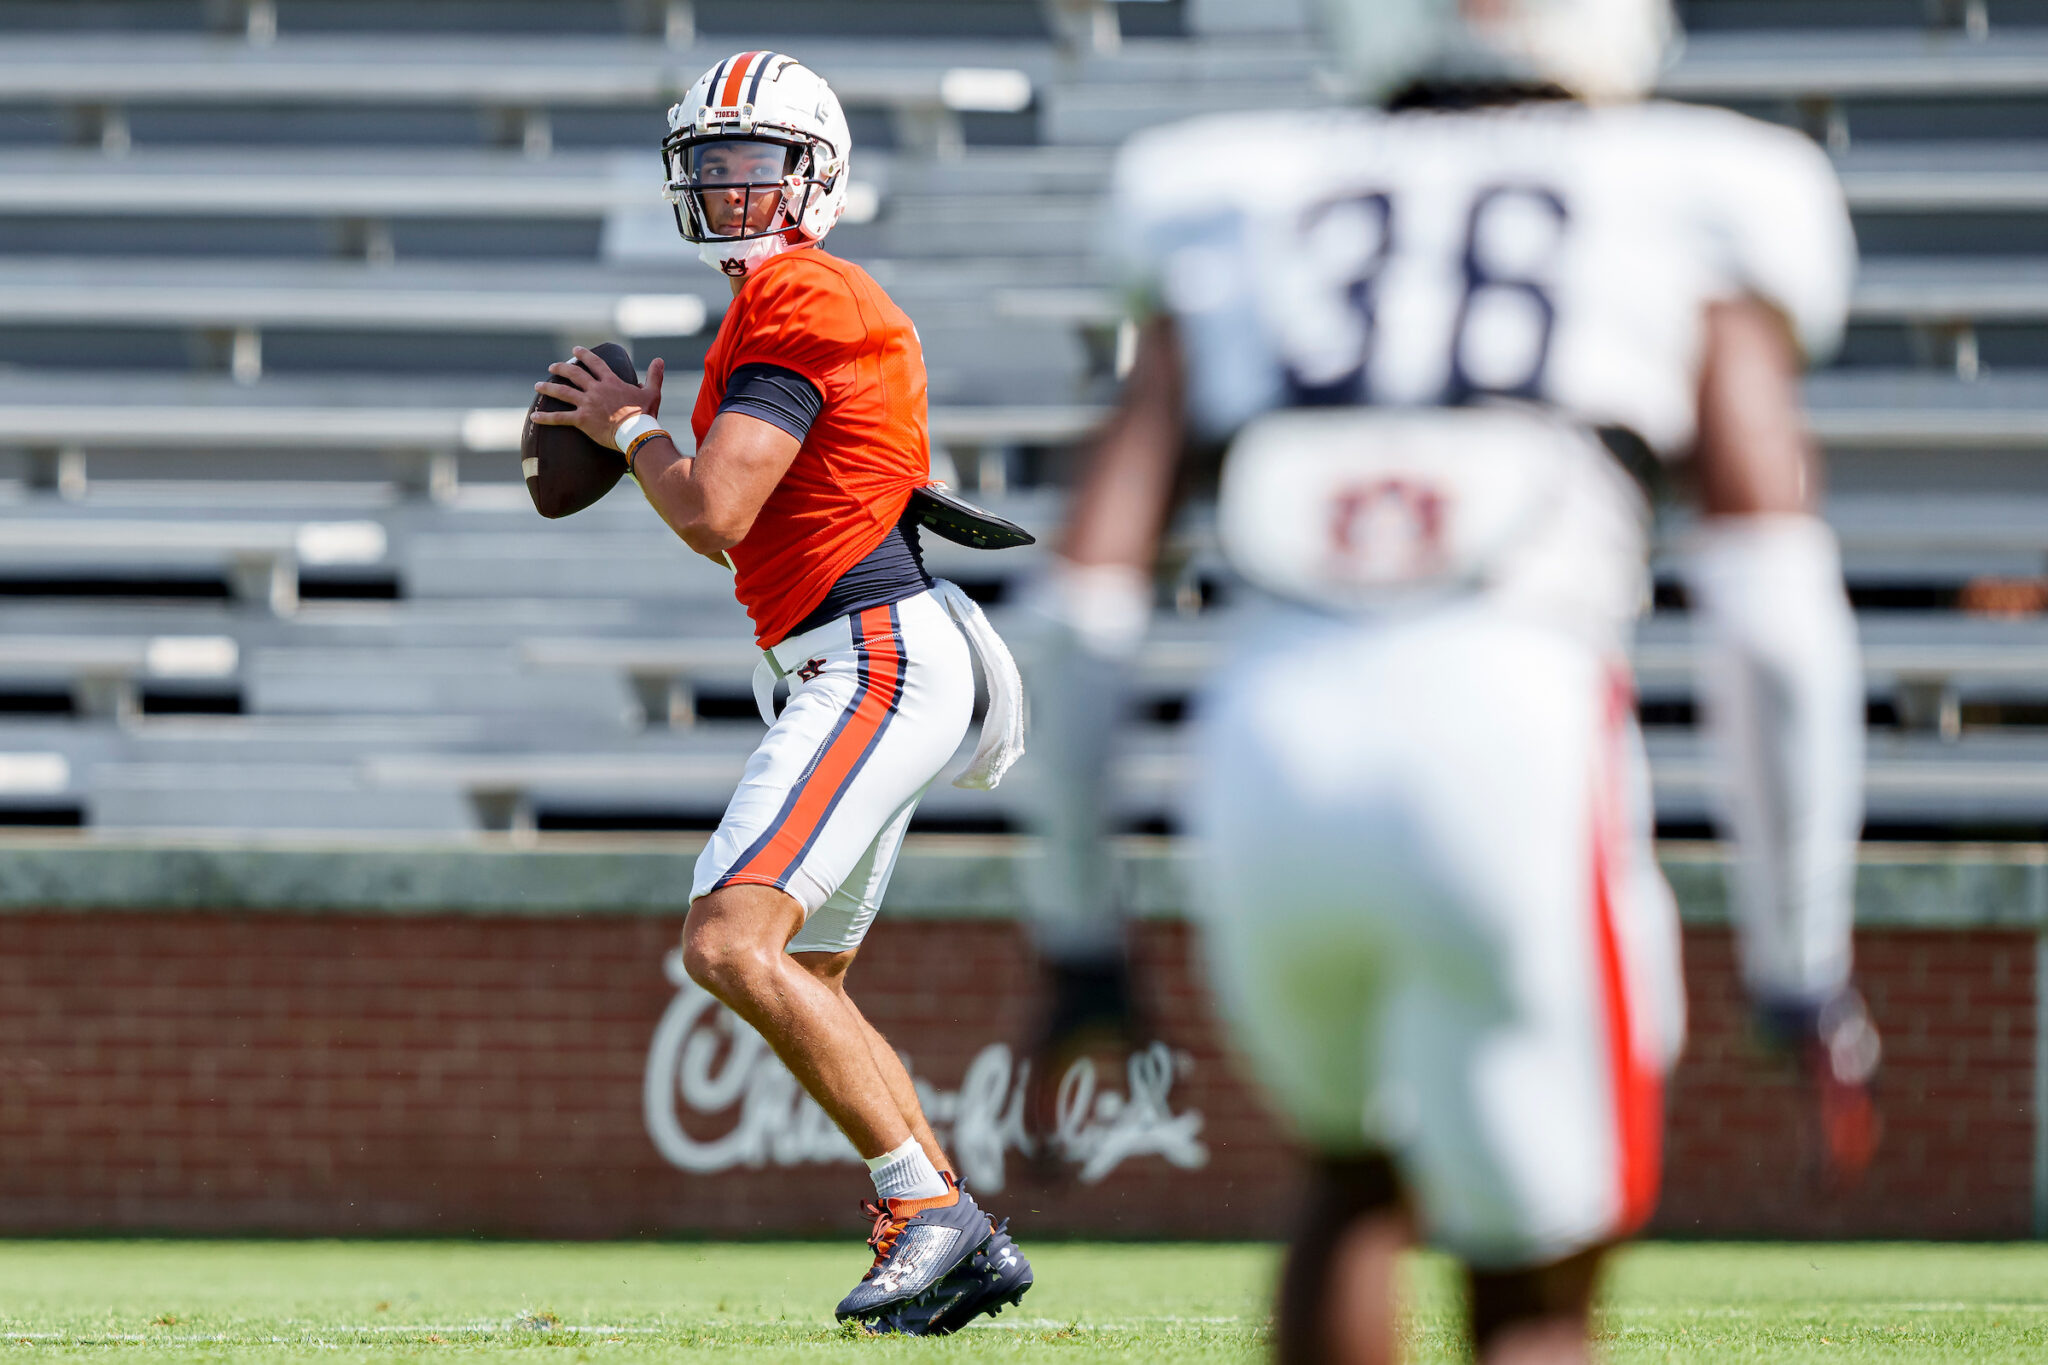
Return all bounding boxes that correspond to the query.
[929,577,1027,790]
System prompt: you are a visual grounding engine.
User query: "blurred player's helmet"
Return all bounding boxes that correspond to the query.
[662,52,853,278]
[1311,0,1678,105]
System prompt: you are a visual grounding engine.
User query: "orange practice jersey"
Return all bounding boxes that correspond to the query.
[690,248,931,647]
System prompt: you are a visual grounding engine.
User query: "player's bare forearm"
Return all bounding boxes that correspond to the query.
[626,440,727,561]
[1059,315,1187,572]
[1694,297,1820,517]
[639,412,803,559]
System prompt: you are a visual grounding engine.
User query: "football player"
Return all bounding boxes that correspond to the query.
[1024,1,1880,1360]
[531,52,1030,1335]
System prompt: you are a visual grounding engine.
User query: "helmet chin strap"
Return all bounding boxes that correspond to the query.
[698,231,802,279]
[697,181,812,279]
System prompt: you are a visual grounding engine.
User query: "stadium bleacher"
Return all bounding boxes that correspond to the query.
[0,0,2046,838]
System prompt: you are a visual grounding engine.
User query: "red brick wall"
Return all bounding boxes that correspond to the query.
[0,913,2033,1240]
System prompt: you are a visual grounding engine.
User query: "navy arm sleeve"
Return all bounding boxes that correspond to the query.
[716,363,825,444]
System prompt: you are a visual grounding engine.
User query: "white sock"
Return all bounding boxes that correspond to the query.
[865,1137,948,1201]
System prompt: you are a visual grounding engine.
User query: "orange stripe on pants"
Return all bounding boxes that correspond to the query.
[1593,670,1663,1235]
[724,606,903,888]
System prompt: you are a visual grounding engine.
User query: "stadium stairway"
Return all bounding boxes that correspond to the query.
[0,0,2047,837]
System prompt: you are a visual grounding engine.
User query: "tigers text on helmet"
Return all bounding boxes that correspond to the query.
[1310,0,1678,106]
[662,52,852,279]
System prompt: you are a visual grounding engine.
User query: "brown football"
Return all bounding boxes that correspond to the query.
[522,341,636,519]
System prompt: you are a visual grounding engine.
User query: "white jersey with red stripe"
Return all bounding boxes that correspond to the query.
[1105,98,1854,647]
[1103,98,1850,1265]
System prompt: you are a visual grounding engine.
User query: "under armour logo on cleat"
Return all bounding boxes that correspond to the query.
[797,657,826,682]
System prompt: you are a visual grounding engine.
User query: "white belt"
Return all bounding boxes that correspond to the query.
[747,579,1026,790]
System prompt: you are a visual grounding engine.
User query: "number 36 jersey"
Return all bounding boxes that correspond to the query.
[1104,100,1856,643]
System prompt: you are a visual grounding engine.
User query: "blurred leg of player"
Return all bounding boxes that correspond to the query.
[1274,1154,1409,1365]
[1190,600,1686,1364]
[1689,300,1879,1186]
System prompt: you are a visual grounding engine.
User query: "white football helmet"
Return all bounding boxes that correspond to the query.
[1311,0,1678,105]
[661,52,853,278]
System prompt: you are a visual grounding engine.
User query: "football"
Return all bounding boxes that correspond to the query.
[521,340,637,519]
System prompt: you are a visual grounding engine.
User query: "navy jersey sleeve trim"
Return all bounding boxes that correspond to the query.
[716,362,825,444]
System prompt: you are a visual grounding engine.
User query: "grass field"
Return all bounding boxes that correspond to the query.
[5,1240,2048,1362]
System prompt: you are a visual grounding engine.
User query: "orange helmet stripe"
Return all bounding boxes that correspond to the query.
[720,51,764,108]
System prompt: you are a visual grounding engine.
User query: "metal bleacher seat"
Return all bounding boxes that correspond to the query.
[0,634,237,724]
[0,33,1043,159]
[0,514,384,613]
[0,258,709,385]
[1660,28,2048,140]
[1634,611,2048,739]
[0,368,1103,499]
[993,260,2048,382]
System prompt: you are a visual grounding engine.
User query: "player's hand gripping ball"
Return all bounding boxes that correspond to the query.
[522,341,664,519]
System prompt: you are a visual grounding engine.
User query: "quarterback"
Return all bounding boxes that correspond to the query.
[531,52,1030,1335]
[1027,1,1879,1361]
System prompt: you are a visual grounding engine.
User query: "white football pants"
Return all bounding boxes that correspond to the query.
[1188,599,1687,1269]
[691,589,974,954]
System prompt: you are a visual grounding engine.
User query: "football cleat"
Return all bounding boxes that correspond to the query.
[880,1218,1034,1337]
[1756,986,1883,1187]
[834,1183,990,1326]
[862,1177,1033,1337]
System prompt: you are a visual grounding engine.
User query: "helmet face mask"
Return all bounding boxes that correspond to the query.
[663,134,820,245]
[663,52,853,278]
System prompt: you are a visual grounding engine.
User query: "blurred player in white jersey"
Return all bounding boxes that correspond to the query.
[1025,0,1882,1359]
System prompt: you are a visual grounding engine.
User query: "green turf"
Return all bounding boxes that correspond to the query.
[4,1240,2048,1362]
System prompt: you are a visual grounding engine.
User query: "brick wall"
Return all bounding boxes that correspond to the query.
[0,912,2033,1240]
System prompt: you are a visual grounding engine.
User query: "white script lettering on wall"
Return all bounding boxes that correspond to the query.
[643,950,1207,1191]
